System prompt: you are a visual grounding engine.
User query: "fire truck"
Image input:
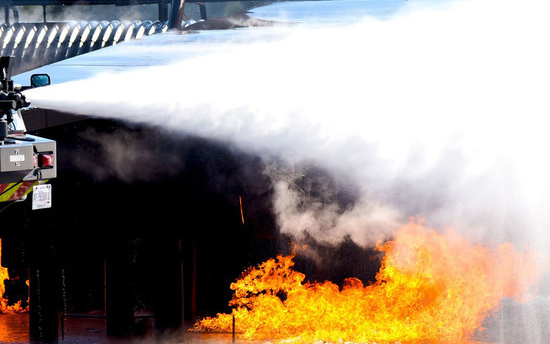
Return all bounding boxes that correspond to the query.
[0,55,55,208]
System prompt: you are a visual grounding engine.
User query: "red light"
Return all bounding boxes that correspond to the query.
[38,153,54,168]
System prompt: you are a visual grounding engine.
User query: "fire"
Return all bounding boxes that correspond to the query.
[0,239,28,313]
[192,220,543,344]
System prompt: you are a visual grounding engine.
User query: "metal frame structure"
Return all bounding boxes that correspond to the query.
[1,0,183,27]
[0,0,256,28]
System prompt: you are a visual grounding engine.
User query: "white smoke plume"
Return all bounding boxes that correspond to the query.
[24,0,550,253]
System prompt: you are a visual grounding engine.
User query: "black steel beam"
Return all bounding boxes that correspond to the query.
[3,0,259,5]
[29,266,59,344]
[27,208,60,344]
[167,0,182,29]
[3,0,171,5]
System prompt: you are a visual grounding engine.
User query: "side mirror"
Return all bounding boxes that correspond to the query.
[30,74,50,88]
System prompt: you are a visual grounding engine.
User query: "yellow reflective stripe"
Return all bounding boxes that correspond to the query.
[0,183,20,202]
[0,181,48,202]
[11,181,37,201]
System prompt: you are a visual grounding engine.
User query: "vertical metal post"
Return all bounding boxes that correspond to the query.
[198,3,207,21]
[28,208,59,344]
[191,243,196,321]
[168,0,185,30]
[29,266,59,344]
[180,239,185,327]
[103,260,107,338]
[158,2,169,24]
[4,5,9,26]
[12,6,18,23]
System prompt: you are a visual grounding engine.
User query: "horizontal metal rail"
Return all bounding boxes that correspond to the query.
[1,0,258,5]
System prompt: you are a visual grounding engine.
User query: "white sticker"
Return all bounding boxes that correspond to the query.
[32,184,52,210]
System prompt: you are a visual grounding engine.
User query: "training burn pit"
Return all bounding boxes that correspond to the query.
[193,221,543,344]
[3,0,550,343]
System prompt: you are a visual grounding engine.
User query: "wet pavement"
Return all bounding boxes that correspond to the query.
[2,300,550,344]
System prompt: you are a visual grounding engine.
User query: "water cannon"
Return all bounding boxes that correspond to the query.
[0,56,31,124]
[0,55,56,207]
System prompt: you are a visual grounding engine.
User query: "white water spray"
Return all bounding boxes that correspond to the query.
[25,0,550,260]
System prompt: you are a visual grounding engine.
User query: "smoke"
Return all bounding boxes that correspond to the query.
[24,0,550,253]
[71,126,184,183]
[270,172,401,248]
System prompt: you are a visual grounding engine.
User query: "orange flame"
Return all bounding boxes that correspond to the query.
[192,220,543,344]
[240,196,245,225]
[0,239,29,313]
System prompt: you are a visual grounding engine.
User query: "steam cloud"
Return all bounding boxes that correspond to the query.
[25,0,550,259]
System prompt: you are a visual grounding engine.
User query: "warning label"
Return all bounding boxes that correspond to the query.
[32,184,52,210]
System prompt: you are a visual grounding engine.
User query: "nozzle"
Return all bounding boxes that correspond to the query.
[0,56,31,122]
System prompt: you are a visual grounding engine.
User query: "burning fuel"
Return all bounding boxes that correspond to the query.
[0,239,28,314]
[192,220,543,344]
